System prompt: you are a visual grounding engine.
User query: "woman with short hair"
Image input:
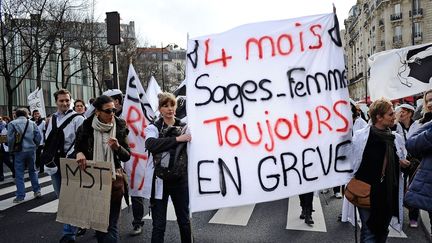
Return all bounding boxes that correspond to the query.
[350,98,409,242]
[145,92,192,243]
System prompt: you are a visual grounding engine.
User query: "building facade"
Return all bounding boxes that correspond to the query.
[0,16,136,116]
[135,46,186,92]
[344,0,432,102]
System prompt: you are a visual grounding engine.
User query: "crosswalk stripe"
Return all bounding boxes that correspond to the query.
[28,197,129,213]
[286,196,327,232]
[0,176,51,195]
[144,199,177,221]
[0,184,54,211]
[209,204,255,226]
[29,199,58,213]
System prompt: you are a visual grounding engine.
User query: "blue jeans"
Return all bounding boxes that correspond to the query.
[14,151,40,199]
[51,169,77,240]
[151,181,191,243]
[358,207,389,243]
[96,199,121,243]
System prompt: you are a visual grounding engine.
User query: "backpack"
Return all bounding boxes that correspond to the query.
[152,118,188,181]
[11,120,29,153]
[41,113,82,167]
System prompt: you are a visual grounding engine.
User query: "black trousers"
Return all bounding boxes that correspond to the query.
[299,192,314,210]
[131,196,145,227]
[151,181,191,243]
[0,150,14,179]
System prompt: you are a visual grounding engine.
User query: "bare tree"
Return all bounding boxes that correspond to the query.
[0,1,34,116]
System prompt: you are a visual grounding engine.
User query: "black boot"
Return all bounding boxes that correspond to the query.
[300,209,305,219]
[304,208,314,225]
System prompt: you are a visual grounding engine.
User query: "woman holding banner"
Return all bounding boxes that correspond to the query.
[75,95,130,243]
[145,92,192,243]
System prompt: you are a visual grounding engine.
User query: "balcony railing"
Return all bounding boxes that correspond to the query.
[409,8,423,17]
[414,32,422,41]
[379,19,384,27]
[390,13,402,21]
[393,35,402,43]
[376,0,383,8]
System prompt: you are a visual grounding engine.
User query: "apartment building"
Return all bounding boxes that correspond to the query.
[344,0,432,101]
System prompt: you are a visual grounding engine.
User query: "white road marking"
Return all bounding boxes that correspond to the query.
[286,196,327,232]
[209,204,255,226]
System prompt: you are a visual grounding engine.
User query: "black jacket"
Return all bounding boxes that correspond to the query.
[75,114,130,168]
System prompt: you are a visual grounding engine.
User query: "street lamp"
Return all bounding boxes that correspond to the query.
[161,42,178,91]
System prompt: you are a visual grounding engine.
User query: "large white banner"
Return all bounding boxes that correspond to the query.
[369,43,432,101]
[122,64,155,198]
[28,87,46,118]
[186,13,353,212]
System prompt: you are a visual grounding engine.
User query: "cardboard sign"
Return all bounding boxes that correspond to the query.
[186,13,353,212]
[56,159,112,232]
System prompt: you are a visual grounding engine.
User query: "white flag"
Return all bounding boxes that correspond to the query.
[122,64,156,198]
[27,87,46,118]
[146,76,162,115]
[368,43,432,101]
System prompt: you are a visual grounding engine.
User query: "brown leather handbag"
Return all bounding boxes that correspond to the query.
[345,156,388,208]
[345,178,371,208]
[111,168,126,202]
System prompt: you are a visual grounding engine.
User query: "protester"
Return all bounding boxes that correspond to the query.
[405,120,432,239]
[299,192,314,225]
[7,108,42,203]
[0,116,14,180]
[394,104,415,138]
[75,95,130,243]
[0,116,15,181]
[408,89,432,137]
[403,90,432,235]
[43,89,85,243]
[340,100,368,224]
[103,88,146,236]
[145,92,192,243]
[349,98,409,242]
[73,99,86,114]
[102,89,123,117]
[31,110,45,174]
[392,103,421,228]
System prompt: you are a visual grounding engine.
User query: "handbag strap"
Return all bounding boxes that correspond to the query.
[380,153,388,183]
[15,120,29,145]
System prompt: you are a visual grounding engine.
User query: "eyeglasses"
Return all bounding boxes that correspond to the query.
[101,108,117,114]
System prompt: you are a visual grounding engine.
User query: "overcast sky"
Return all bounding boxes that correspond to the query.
[95,0,357,48]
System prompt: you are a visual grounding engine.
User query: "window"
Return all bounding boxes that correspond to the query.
[394,4,400,14]
[414,0,420,10]
[395,26,402,36]
[414,22,422,37]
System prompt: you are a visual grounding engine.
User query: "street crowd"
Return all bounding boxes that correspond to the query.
[0,87,432,243]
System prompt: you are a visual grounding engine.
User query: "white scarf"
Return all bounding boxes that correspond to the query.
[92,116,117,179]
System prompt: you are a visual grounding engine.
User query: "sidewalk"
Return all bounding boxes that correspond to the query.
[421,210,432,242]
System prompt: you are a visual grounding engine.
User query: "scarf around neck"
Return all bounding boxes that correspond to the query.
[370,125,397,206]
[92,116,117,179]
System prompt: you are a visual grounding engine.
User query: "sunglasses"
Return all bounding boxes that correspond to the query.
[101,108,117,114]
